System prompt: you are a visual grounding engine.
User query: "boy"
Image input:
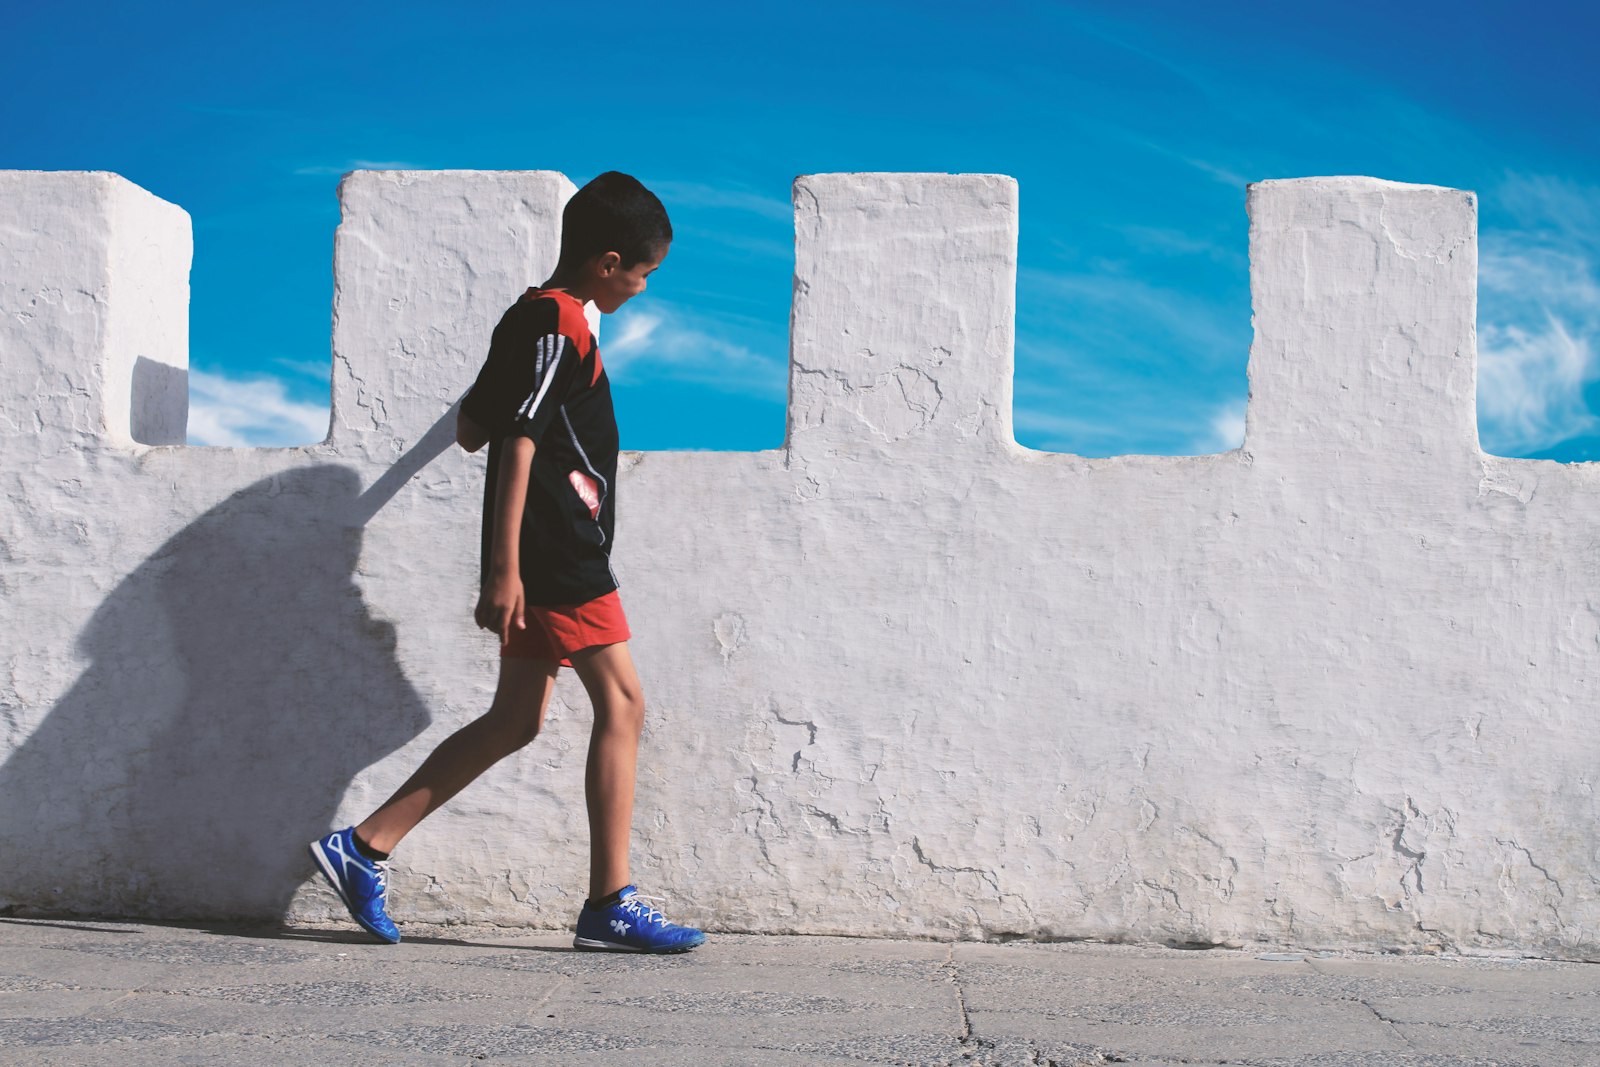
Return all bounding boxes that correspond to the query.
[309,171,704,954]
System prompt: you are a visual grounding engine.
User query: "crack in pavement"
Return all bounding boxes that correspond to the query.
[1305,958,1420,1051]
[1357,996,1418,1050]
[941,944,1107,1066]
[942,943,974,1045]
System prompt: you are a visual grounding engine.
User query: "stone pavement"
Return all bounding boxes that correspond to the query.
[2,917,1597,1066]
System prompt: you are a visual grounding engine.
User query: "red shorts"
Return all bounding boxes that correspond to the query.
[501,589,631,667]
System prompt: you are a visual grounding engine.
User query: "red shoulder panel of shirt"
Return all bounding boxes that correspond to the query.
[521,287,603,384]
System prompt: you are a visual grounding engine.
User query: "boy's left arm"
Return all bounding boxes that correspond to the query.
[456,406,489,452]
[475,434,535,647]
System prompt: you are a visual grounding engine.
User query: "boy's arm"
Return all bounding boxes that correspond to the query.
[457,407,489,453]
[475,435,536,647]
[461,298,579,454]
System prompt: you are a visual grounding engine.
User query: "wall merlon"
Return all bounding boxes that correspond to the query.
[0,172,191,451]
[1243,176,1480,467]
[788,173,1018,455]
[329,170,579,457]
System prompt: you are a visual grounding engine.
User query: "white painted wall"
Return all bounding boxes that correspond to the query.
[1,169,1594,959]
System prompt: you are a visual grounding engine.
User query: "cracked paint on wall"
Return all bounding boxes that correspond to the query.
[1,170,1598,960]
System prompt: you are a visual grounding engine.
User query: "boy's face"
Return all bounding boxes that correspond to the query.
[592,242,668,314]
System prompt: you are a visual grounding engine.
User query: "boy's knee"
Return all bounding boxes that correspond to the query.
[485,698,544,750]
[507,717,542,749]
[599,687,645,732]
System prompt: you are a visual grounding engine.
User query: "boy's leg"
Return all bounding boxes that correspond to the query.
[567,640,705,953]
[568,641,645,899]
[355,656,559,853]
[310,656,556,943]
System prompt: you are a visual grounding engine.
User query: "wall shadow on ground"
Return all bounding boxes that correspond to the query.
[0,464,433,920]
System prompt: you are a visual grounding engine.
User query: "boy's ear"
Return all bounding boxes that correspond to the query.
[595,251,622,276]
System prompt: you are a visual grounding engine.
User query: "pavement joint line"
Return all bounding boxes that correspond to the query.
[939,944,1108,1067]
[1349,991,1424,1051]
[941,942,974,1044]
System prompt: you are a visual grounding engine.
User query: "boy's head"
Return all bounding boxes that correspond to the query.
[557,171,672,314]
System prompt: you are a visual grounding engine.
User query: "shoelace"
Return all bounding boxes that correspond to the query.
[370,862,389,900]
[623,894,670,927]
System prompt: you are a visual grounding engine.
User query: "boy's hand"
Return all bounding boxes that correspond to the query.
[476,573,526,648]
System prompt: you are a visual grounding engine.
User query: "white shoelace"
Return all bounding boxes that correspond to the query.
[623,894,669,926]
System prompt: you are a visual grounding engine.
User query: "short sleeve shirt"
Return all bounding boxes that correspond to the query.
[460,287,620,606]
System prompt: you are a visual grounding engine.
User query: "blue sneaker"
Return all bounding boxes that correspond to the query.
[308,827,400,944]
[574,886,706,953]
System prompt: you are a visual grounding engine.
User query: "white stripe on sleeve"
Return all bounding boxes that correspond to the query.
[516,334,566,424]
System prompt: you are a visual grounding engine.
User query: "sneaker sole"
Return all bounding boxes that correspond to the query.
[307,840,400,945]
[573,935,704,954]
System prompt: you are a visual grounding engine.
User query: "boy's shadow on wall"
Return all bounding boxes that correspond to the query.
[0,421,456,920]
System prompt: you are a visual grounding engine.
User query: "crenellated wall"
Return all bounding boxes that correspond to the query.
[2,169,1595,959]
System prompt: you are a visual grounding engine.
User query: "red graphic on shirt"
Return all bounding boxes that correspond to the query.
[569,470,601,519]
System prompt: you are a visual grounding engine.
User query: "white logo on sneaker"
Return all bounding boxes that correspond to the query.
[327,834,360,878]
[610,919,630,936]
[321,833,385,901]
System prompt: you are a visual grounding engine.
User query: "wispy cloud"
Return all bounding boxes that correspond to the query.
[1477,171,1600,455]
[1013,406,1126,449]
[1015,388,1247,457]
[188,370,330,447]
[270,357,334,381]
[1020,266,1244,375]
[603,302,785,396]
[648,179,795,261]
[1198,398,1247,453]
[1101,222,1244,266]
[1015,262,1250,455]
[1477,313,1598,454]
[1120,137,1252,190]
[649,180,792,223]
[1494,171,1600,240]
[293,160,425,176]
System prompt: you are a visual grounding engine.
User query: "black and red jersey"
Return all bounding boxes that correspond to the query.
[461,287,619,606]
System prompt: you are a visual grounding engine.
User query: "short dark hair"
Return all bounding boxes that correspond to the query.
[557,171,672,270]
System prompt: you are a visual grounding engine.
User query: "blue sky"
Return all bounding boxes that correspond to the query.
[5,1,1597,458]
